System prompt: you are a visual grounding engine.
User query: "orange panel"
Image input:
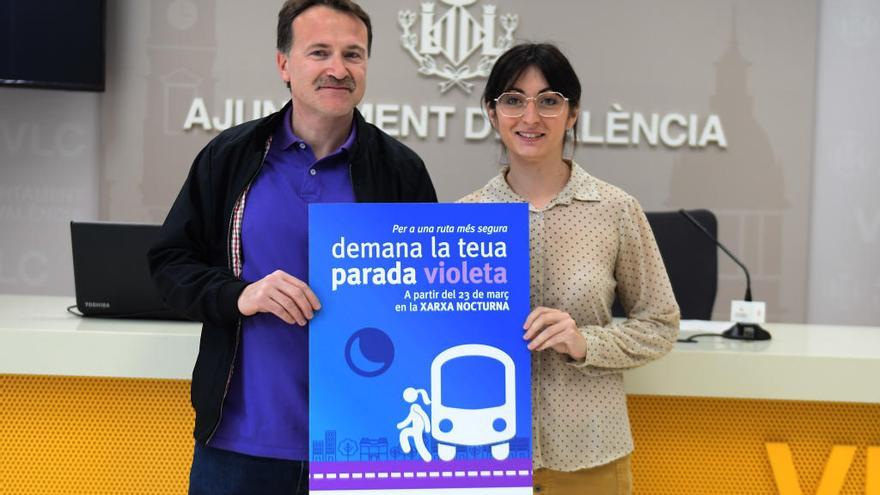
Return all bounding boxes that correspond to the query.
[628,395,880,494]
[3,377,879,494]
[1,375,193,494]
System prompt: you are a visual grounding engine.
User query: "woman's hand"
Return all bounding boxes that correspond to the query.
[523,307,587,360]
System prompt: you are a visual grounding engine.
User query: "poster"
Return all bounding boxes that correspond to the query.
[309,203,531,494]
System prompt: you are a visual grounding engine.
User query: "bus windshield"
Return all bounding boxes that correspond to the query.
[440,356,506,409]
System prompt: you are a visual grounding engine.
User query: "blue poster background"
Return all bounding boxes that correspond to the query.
[309,203,531,492]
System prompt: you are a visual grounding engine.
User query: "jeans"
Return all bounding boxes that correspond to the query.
[188,442,308,495]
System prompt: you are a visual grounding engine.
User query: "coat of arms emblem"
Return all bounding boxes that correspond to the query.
[398,0,519,94]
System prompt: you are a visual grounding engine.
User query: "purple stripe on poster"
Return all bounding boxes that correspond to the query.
[310,458,532,490]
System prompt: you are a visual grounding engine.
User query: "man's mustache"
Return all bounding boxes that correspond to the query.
[316,76,355,91]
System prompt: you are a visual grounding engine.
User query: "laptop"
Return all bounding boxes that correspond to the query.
[70,221,189,320]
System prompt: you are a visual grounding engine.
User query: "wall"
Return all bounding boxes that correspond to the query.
[96,0,819,322]
[1,0,872,325]
[0,90,100,295]
[807,0,880,325]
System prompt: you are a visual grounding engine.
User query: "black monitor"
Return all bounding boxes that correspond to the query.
[1,0,106,92]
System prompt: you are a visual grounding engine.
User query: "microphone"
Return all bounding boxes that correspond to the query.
[678,209,771,341]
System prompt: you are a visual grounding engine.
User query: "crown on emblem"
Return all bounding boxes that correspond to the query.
[440,0,478,6]
[399,0,519,94]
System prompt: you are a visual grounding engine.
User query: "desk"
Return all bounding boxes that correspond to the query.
[0,295,200,494]
[2,295,879,494]
[626,320,880,403]
[0,295,200,379]
[622,321,880,495]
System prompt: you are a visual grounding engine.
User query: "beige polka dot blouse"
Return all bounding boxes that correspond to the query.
[460,161,680,471]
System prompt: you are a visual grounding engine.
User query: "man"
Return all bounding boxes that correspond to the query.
[148,1,437,493]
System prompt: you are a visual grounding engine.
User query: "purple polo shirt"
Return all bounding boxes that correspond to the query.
[209,107,356,460]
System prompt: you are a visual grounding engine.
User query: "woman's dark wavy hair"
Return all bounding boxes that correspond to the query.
[482,43,581,111]
[482,43,581,127]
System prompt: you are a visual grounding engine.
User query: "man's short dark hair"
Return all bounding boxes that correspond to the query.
[277,0,373,55]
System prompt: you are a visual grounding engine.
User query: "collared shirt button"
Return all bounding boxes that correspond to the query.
[298,142,306,150]
[309,168,317,176]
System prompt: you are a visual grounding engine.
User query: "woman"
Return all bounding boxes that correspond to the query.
[460,43,680,494]
[396,387,432,462]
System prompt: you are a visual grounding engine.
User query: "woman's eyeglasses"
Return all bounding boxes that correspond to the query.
[493,91,569,118]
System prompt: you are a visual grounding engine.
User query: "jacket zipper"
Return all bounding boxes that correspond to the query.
[206,137,273,444]
[348,163,356,200]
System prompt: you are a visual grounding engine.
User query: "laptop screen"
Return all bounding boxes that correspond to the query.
[69,221,189,320]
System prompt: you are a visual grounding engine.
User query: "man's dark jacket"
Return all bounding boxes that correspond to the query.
[148,101,437,443]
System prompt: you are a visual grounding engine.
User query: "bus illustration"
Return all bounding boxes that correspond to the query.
[429,344,516,461]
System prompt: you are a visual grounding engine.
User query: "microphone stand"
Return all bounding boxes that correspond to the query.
[678,210,772,341]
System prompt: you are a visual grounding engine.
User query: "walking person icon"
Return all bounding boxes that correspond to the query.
[396,387,432,462]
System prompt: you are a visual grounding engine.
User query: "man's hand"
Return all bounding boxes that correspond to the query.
[523,307,587,360]
[237,270,321,326]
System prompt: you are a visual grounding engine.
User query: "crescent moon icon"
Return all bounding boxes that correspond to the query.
[348,337,386,374]
[344,328,394,377]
